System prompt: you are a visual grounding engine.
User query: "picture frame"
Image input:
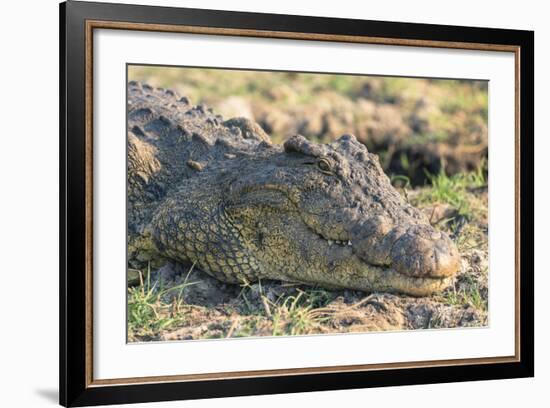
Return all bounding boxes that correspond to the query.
[59,0,534,406]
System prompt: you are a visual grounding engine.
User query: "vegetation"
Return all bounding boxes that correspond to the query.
[415,159,487,219]
[127,264,198,340]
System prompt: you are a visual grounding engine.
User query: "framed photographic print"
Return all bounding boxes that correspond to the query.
[59,0,534,406]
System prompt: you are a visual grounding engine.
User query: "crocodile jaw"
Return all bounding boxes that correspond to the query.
[306,238,455,296]
[332,251,455,296]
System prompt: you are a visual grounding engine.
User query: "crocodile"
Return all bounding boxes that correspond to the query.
[127,81,460,296]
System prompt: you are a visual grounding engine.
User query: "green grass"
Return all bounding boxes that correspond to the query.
[326,75,359,96]
[441,83,489,119]
[416,160,487,219]
[268,290,332,336]
[127,263,198,340]
[235,281,336,337]
[442,271,488,312]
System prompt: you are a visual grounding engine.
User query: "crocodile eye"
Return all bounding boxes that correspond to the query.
[317,158,332,174]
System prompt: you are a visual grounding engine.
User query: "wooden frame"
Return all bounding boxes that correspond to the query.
[60,1,534,406]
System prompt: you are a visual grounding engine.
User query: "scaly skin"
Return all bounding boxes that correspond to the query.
[127,82,460,296]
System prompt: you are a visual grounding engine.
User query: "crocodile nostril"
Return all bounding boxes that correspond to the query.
[390,224,460,278]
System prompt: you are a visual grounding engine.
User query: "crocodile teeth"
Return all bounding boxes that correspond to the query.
[326,239,352,246]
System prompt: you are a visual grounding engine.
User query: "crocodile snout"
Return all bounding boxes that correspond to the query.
[389,224,460,278]
[351,218,460,279]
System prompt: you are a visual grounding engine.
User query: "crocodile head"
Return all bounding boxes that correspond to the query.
[131,83,460,296]
[221,134,460,296]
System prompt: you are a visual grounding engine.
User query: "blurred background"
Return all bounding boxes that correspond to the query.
[128,65,488,186]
